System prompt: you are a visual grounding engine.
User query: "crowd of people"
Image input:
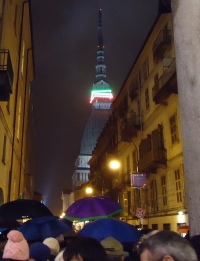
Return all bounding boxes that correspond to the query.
[0,227,200,261]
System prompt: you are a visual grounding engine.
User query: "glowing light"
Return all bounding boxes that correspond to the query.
[109,160,120,170]
[86,187,93,194]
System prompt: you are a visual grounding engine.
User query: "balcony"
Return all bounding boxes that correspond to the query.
[152,59,178,104]
[138,149,167,173]
[121,113,140,141]
[129,83,139,101]
[138,125,167,173]
[0,50,14,101]
[153,30,171,62]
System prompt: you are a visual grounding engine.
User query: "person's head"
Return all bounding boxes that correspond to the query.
[29,242,51,261]
[137,230,198,261]
[63,231,78,248]
[55,250,64,261]
[63,236,108,261]
[43,237,60,256]
[2,230,29,261]
[101,237,124,261]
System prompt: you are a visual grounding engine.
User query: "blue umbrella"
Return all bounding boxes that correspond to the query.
[19,216,71,241]
[79,218,141,244]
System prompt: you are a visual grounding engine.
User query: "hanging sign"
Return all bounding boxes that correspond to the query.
[131,173,147,188]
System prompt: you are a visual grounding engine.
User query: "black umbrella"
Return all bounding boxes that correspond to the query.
[0,220,21,229]
[0,199,53,220]
[0,220,21,235]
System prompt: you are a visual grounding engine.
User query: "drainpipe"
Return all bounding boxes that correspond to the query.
[8,1,28,202]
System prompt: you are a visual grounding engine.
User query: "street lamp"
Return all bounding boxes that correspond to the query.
[109,159,120,170]
[85,187,93,195]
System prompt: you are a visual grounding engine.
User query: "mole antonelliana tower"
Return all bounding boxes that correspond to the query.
[72,9,113,189]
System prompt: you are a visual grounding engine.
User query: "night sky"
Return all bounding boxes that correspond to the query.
[31,0,159,215]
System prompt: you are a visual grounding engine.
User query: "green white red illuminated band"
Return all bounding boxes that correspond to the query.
[90,89,113,103]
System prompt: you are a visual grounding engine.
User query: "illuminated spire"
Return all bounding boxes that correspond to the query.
[90,9,113,108]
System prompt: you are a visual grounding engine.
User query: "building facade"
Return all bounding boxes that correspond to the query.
[0,0,35,203]
[89,6,187,232]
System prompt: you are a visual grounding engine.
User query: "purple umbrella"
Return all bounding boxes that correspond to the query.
[65,196,123,221]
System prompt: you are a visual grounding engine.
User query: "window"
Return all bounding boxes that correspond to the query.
[150,179,158,212]
[152,224,158,230]
[163,223,171,230]
[125,156,130,184]
[21,41,25,75]
[6,99,10,114]
[127,156,130,173]
[127,191,131,215]
[170,113,178,143]
[16,97,21,141]
[132,150,137,172]
[143,57,149,81]
[161,175,167,206]
[134,188,141,209]
[123,192,128,207]
[137,100,141,117]
[145,88,150,110]
[175,169,182,203]
[170,113,179,144]
[154,74,159,93]
[2,135,7,164]
[137,72,141,90]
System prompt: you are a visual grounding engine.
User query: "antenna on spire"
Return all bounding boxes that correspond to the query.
[98,9,103,49]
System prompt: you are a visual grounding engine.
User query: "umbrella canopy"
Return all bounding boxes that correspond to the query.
[19,216,71,241]
[0,220,21,229]
[79,218,142,244]
[0,220,21,233]
[0,199,53,220]
[65,196,123,221]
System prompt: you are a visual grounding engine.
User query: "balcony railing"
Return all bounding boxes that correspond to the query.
[0,50,14,101]
[153,30,171,62]
[138,149,167,173]
[152,58,178,103]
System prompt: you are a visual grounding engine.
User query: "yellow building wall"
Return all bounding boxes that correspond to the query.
[0,0,34,203]
[113,13,186,231]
